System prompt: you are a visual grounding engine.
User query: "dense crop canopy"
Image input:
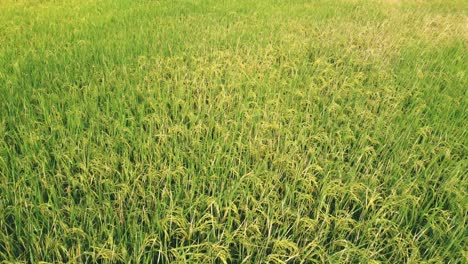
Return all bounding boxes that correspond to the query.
[0,0,466,263]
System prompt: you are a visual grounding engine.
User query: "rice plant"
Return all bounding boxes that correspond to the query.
[0,0,466,263]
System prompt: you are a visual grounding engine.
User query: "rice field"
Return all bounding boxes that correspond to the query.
[0,0,467,263]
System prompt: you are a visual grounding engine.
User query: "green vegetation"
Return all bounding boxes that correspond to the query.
[0,0,466,262]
